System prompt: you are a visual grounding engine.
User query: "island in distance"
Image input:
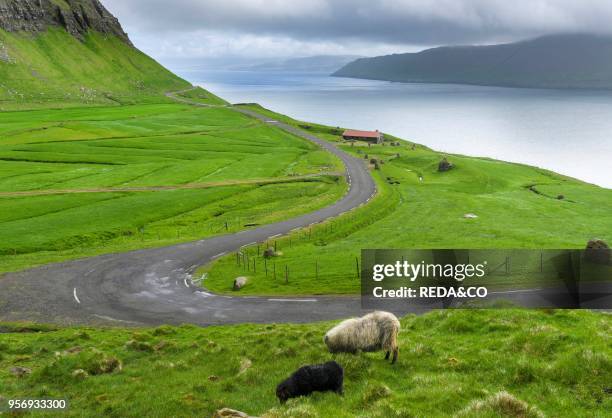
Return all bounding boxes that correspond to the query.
[334,34,612,90]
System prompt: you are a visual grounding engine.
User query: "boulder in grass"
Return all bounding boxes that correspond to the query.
[464,213,478,219]
[233,277,248,291]
[585,239,611,265]
[213,409,258,418]
[72,369,89,380]
[10,366,31,377]
[263,247,277,258]
[438,158,454,172]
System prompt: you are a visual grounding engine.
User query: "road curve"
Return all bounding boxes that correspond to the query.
[0,98,380,326]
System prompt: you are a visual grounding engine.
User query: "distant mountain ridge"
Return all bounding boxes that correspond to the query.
[334,34,612,89]
[243,55,363,73]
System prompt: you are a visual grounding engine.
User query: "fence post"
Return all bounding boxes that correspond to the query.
[225,221,228,231]
[285,265,289,284]
[253,259,256,274]
[540,252,543,273]
[356,257,360,278]
[316,261,319,280]
[273,263,276,280]
[265,259,268,277]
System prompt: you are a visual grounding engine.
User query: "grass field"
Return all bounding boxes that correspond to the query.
[0,29,190,109]
[203,105,612,295]
[1,309,609,417]
[0,103,346,273]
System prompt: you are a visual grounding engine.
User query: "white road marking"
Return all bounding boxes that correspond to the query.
[73,288,81,304]
[269,234,282,239]
[268,298,318,303]
[241,242,257,248]
[184,279,190,288]
[211,252,226,259]
[196,291,214,297]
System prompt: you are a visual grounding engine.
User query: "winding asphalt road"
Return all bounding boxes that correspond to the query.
[2,93,609,326]
[0,99,381,326]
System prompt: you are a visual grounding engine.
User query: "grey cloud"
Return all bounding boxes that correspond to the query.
[104,0,612,44]
[102,0,612,58]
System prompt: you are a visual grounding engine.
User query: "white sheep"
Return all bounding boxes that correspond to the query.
[324,311,401,364]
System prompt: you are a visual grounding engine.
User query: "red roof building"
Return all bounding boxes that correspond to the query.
[342,129,383,144]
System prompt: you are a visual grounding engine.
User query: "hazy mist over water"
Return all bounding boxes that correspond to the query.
[178,69,612,188]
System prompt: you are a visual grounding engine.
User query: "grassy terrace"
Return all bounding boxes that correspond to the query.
[0,103,346,273]
[202,104,612,295]
[1,309,609,417]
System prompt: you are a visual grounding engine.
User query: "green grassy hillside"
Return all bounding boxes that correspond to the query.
[1,310,609,417]
[0,103,346,273]
[0,28,190,109]
[203,105,612,295]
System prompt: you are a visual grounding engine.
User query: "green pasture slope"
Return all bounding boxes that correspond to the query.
[0,103,345,273]
[203,105,612,295]
[0,28,189,109]
[1,309,610,417]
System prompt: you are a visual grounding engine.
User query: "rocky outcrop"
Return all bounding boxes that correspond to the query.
[438,158,454,172]
[0,0,132,45]
[585,238,610,265]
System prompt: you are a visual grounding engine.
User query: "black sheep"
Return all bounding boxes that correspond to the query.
[276,361,344,403]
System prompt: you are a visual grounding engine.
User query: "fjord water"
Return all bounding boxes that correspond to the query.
[181,69,612,188]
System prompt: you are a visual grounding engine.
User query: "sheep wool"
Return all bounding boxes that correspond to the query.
[324,311,400,364]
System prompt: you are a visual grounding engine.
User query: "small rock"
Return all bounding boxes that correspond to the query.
[438,158,454,172]
[238,358,252,375]
[10,366,31,377]
[72,369,89,380]
[585,239,611,265]
[464,213,478,219]
[208,375,220,382]
[263,247,277,258]
[213,408,258,418]
[233,277,248,291]
[557,194,565,200]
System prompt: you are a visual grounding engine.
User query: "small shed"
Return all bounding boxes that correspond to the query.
[342,129,383,144]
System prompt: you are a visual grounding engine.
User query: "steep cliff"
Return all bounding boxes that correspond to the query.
[0,0,131,44]
[0,0,190,108]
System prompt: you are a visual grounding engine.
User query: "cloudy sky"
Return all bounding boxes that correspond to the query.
[103,0,612,65]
